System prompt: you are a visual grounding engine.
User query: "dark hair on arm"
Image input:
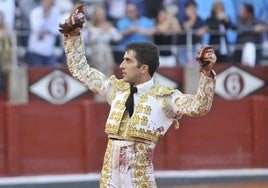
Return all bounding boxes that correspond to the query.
[125,42,160,76]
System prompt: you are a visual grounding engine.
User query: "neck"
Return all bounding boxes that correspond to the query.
[134,75,152,86]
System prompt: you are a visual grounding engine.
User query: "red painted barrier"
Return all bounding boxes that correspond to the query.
[162,97,254,169]
[0,96,267,176]
[251,96,268,167]
[0,103,6,176]
[5,102,87,176]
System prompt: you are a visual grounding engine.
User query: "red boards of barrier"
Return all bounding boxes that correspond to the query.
[0,103,6,175]
[0,96,267,176]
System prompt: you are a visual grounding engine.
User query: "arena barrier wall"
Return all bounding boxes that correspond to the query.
[0,102,6,176]
[0,95,267,176]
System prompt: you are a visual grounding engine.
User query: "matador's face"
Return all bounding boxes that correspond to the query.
[119,50,147,85]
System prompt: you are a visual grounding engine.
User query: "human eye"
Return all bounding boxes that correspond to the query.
[125,58,132,64]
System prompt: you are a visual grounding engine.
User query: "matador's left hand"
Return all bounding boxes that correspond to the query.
[195,45,217,78]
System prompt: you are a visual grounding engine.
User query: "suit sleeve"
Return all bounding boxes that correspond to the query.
[63,35,109,97]
[168,72,216,117]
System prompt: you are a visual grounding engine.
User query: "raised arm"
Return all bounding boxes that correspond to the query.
[168,46,217,117]
[169,72,215,117]
[59,4,108,96]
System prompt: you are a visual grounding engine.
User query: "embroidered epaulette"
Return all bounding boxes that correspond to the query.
[108,75,129,91]
[150,84,174,96]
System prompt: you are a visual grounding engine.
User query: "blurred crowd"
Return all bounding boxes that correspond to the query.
[0,0,268,87]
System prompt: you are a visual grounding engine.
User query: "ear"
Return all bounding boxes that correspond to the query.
[140,64,149,74]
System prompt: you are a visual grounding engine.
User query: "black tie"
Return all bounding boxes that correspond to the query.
[125,85,137,117]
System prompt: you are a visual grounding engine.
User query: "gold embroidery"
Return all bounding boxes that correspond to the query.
[105,123,119,134]
[129,127,162,143]
[107,84,177,143]
[65,36,107,93]
[144,105,152,115]
[133,143,156,187]
[100,139,113,187]
[149,84,173,96]
[108,75,129,91]
[140,116,148,126]
[109,88,116,100]
[135,104,143,113]
[139,94,148,102]
[117,111,131,139]
[132,114,140,124]
[173,72,215,117]
[105,74,215,143]
[114,100,125,110]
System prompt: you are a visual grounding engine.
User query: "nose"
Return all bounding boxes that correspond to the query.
[119,60,125,69]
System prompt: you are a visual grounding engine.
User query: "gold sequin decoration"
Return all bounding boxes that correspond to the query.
[144,105,152,115]
[140,116,148,126]
[133,143,156,187]
[100,139,113,187]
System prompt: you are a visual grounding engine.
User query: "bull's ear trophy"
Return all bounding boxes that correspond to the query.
[196,46,216,67]
[196,45,217,73]
[59,4,86,36]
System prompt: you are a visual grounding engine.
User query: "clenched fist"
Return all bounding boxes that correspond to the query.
[196,45,217,78]
[59,4,86,37]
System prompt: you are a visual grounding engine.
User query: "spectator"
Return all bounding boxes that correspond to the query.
[177,0,189,24]
[206,1,235,63]
[55,0,74,65]
[154,8,181,33]
[117,3,154,47]
[116,2,154,63]
[178,0,207,66]
[27,0,61,66]
[143,0,163,19]
[85,5,122,76]
[17,0,39,47]
[153,8,181,66]
[0,0,15,30]
[181,0,207,44]
[0,11,12,92]
[127,0,147,17]
[234,3,266,66]
[105,0,126,24]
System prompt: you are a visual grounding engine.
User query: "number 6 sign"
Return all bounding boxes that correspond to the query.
[216,66,265,99]
[30,70,87,104]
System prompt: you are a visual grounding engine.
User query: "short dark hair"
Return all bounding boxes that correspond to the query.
[185,0,197,8]
[125,42,159,76]
[243,3,254,16]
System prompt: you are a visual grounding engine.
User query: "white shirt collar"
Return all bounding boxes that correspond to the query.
[135,78,154,94]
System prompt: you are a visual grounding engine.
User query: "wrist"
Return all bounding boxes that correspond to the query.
[201,68,215,79]
[64,33,80,38]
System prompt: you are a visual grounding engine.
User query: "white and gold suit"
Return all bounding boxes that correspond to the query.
[64,35,216,188]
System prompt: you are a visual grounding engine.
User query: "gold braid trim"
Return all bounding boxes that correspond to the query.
[64,35,107,94]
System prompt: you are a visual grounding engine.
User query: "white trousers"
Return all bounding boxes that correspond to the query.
[100,139,157,188]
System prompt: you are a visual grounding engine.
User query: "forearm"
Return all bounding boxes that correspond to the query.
[171,73,216,116]
[64,35,107,95]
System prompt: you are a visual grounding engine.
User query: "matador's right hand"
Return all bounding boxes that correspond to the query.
[59,4,86,37]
